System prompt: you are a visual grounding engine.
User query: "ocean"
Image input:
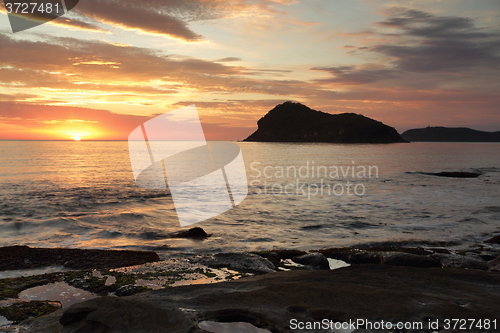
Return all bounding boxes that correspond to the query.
[1,141,499,259]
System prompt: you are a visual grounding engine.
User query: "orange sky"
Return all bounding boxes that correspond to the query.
[0,0,499,140]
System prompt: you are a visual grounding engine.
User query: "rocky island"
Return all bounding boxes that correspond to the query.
[401,126,500,142]
[244,102,407,143]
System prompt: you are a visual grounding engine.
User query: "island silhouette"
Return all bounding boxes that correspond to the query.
[244,102,406,143]
[402,126,500,142]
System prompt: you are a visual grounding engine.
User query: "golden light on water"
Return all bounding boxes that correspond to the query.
[73,135,81,141]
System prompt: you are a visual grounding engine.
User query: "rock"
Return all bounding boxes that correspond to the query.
[0,301,60,324]
[432,254,489,270]
[317,247,441,267]
[243,102,406,143]
[427,171,481,178]
[368,246,434,255]
[291,253,330,270]
[347,251,382,264]
[479,253,498,261]
[316,246,437,265]
[171,227,210,239]
[381,252,441,268]
[485,235,500,244]
[45,297,194,333]
[59,306,96,326]
[253,250,309,269]
[0,246,160,270]
[24,265,500,333]
[316,247,358,262]
[489,256,500,272]
[192,253,276,274]
[252,252,280,268]
[268,249,308,260]
[114,284,148,297]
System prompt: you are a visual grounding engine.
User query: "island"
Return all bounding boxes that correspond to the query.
[243,102,407,143]
[401,126,500,142]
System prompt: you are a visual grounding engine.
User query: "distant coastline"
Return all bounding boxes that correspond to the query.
[402,126,500,142]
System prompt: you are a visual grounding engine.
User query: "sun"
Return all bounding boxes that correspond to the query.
[73,135,81,141]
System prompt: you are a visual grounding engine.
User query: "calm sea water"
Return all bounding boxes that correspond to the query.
[1,141,499,259]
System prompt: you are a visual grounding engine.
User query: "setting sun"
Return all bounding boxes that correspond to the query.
[73,135,81,141]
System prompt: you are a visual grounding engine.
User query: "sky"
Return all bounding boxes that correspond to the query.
[0,0,499,140]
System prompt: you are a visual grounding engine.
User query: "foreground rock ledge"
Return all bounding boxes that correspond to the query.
[24,264,500,333]
[0,246,160,271]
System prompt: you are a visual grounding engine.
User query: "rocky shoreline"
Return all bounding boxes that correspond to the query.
[1,233,499,332]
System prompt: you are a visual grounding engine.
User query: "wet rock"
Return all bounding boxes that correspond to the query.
[252,251,281,268]
[300,224,324,230]
[427,171,481,178]
[253,249,307,267]
[381,252,441,268]
[269,249,308,259]
[192,253,276,274]
[316,246,436,265]
[432,254,489,270]
[47,297,194,333]
[0,246,160,270]
[114,284,148,297]
[479,253,498,261]
[315,247,358,262]
[25,265,500,333]
[59,306,96,326]
[347,251,382,264]
[485,235,500,244]
[0,301,60,324]
[368,246,434,256]
[171,227,210,239]
[291,253,330,270]
[489,256,500,272]
[428,248,452,254]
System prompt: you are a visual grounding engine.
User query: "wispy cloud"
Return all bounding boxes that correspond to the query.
[374,7,500,72]
[311,7,500,88]
[70,0,299,40]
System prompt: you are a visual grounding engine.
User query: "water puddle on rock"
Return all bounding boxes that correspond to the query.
[0,266,70,279]
[19,282,98,308]
[112,259,246,289]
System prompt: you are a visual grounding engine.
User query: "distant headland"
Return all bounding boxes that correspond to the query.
[243,102,406,143]
[401,127,500,142]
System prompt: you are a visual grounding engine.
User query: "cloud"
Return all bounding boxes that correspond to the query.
[0,93,38,102]
[342,45,369,50]
[70,0,299,41]
[0,32,314,101]
[170,99,291,140]
[75,0,201,41]
[215,57,242,62]
[312,8,500,87]
[311,65,398,85]
[51,17,108,33]
[372,8,500,72]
